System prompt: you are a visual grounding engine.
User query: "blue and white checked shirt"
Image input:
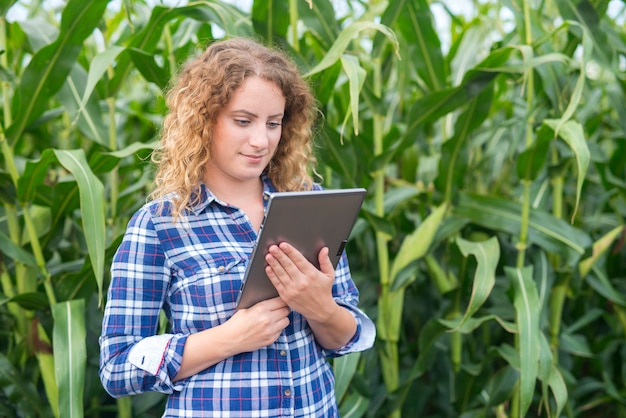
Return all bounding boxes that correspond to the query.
[99,176,375,417]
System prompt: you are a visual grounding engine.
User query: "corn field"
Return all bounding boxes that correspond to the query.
[1,0,625,417]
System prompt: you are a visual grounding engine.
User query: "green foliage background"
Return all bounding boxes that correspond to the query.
[1,0,625,417]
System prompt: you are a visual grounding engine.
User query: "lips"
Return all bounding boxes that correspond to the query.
[241,153,266,164]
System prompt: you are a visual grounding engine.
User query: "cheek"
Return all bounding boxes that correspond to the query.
[269,129,282,149]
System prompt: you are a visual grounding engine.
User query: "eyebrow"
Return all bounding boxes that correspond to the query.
[231,109,284,119]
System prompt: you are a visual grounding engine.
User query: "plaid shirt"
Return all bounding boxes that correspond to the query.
[99,177,375,417]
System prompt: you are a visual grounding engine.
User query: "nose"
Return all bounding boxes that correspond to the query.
[248,124,271,148]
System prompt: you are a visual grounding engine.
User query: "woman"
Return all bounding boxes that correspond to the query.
[99,37,375,417]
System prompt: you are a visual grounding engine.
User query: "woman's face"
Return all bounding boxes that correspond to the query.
[206,76,285,188]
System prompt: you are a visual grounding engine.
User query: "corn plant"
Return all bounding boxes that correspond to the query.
[1,0,625,417]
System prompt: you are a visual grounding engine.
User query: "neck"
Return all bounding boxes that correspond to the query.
[204,176,263,205]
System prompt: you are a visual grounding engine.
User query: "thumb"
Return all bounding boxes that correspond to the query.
[318,247,335,276]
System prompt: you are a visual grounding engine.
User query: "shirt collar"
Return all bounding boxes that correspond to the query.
[189,175,276,215]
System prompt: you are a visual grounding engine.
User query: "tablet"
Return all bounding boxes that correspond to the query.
[235,187,367,309]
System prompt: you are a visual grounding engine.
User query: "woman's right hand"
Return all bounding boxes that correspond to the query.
[225,297,291,353]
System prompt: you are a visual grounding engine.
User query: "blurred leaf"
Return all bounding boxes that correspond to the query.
[405,46,513,140]
[556,0,610,67]
[439,314,517,334]
[91,140,158,174]
[0,230,38,267]
[424,254,457,294]
[338,391,370,418]
[585,269,626,307]
[334,352,360,403]
[482,365,519,407]
[318,126,359,182]
[0,353,50,417]
[7,0,110,145]
[251,0,289,41]
[109,3,252,95]
[560,332,594,357]
[408,318,446,380]
[298,0,340,49]
[0,0,18,15]
[579,225,624,276]
[517,124,552,181]
[10,292,49,310]
[127,47,171,90]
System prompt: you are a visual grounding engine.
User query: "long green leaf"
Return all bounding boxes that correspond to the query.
[455,193,592,266]
[304,21,399,77]
[35,322,58,418]
[82,45,125,106]
[538,333,568,418]
[54,150,105,303]
[17,149,106,300]
[506,266,540,418]
[298,0,340,49]
[390,202,448,290]
[52,300,86,418]
[452,236,499,328]
[17,149,59,203]
[438,86,494,201]
[57,63,108,145]
[340,55,366,136]
[543,119,590,222]
[395,0,446,91]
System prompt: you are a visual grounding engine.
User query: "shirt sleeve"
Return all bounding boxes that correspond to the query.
[322,252,376,358]
[98,207,187,398]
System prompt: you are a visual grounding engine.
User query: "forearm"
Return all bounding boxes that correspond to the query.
[307,302,357,350]
[175,298,292,381]
[174,324,238,382]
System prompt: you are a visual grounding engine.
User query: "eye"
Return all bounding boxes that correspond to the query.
[267,121,282,129]
[234,119,251,126]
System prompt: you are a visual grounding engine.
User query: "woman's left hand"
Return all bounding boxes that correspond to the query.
[264,242,338,323]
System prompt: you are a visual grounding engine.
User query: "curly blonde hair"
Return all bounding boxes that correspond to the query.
[150,37,318,218]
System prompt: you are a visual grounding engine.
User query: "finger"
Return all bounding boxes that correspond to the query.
[251,296,288,311]
[266,246,302,280]
[317,247,335,276]
[265,263,286,291]
[275,242,314,273]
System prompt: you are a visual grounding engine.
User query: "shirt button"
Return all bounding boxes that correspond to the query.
[217,266,225,272]
[280,350,287,357]
[284,389,291,397]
